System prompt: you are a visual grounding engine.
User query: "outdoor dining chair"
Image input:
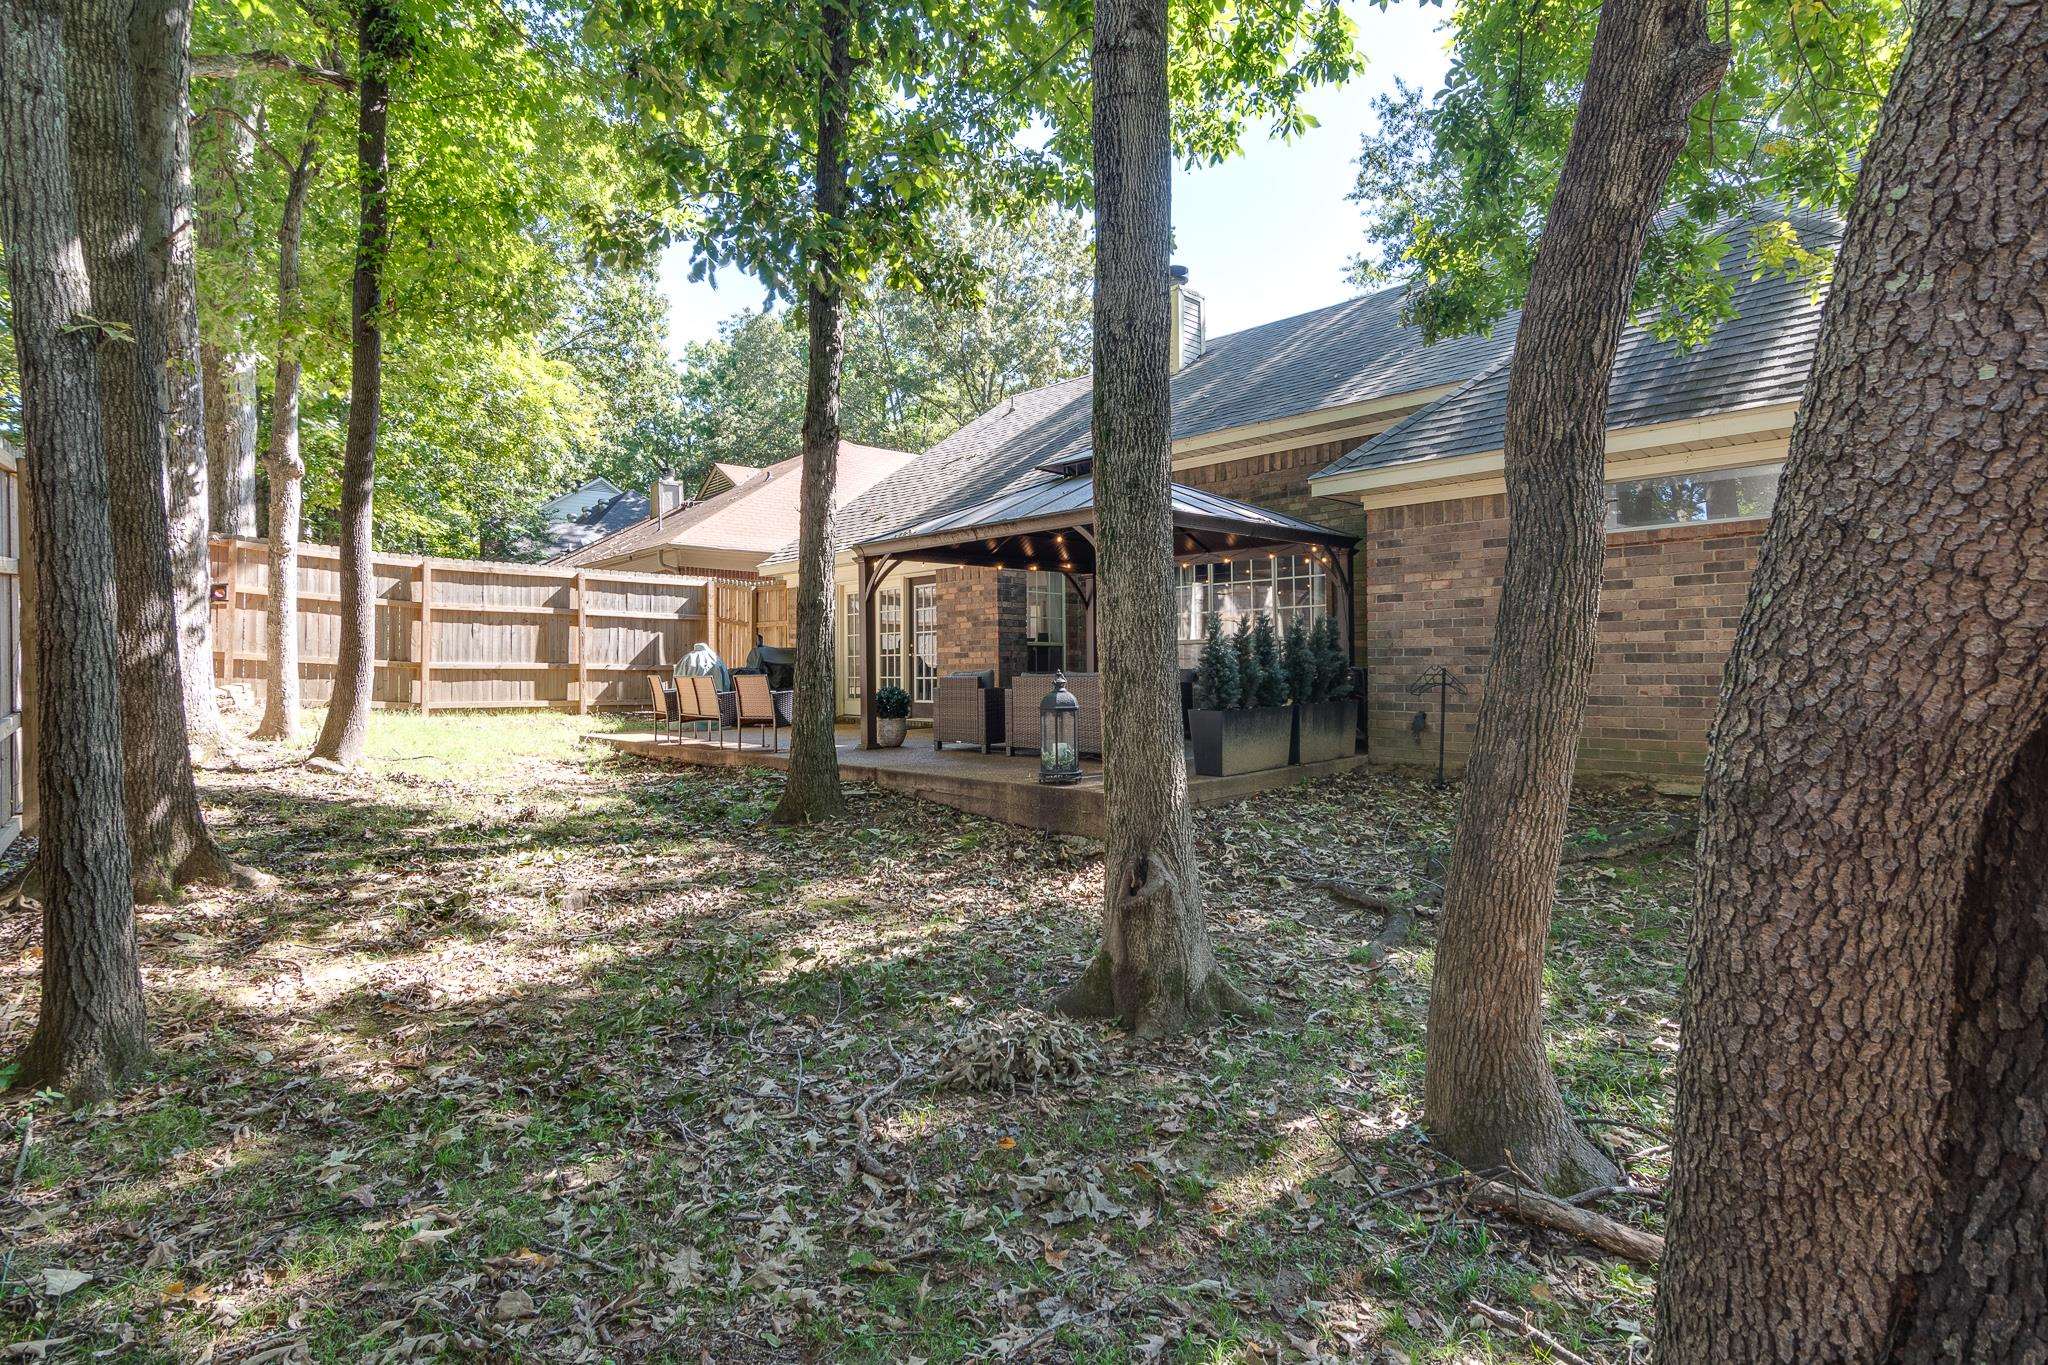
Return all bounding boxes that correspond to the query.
[732,673,783,750]
[643,673,679,742]
[675,675,724,744]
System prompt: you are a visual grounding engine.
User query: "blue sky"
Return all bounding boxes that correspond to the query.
[655,1,1455,354]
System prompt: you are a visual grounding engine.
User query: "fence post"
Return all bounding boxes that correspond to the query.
[418,560,434,715]
[574,571,589,715]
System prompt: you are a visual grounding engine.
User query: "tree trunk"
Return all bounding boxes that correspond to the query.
[196,101,260,539]
[0,0,148,1100]
[1421,0,1724,1193]
[1051,0,1249,1037]
[133,0,222,753]
[201,348,259,534]
[311,0,397,769]
[253,119,320,742]
[768,0,852,826]
[1655,5,2048,1357]
[64,0,235,896]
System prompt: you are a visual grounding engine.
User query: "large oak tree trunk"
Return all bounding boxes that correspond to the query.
[1419,0,1724,1193]
[64,0,235,896]
[0,0,148,1100]
[312,0,397,769]
[769,0,852,826]
[1051,0,1249,1037]
[1656,4,2048,1357]
[253,120,321,743]
[133,0,223,753]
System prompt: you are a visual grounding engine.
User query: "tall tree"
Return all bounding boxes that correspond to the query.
[64,0,237,894]
[196,97,262,541]
[1420,0,1725,1193]
[1657,2,2048,1356]
[310,0,400,769]
[0,0,147,1099]
[774,0,856,824]
[1051,0,1250,1036]
[134,0,224,751]
[253,101,325,742]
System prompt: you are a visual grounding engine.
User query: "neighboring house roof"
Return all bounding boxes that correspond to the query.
[553,441,917,569]
[1317,208,1839,484]
[525,477,650,559]
[766,286,1522,566]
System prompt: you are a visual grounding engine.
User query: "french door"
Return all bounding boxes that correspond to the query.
[873,578,939,705]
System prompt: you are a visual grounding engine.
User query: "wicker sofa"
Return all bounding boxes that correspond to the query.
[1004,672,1103,758]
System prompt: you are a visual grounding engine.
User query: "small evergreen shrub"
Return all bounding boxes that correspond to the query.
[1250,612,1287,707]
[1312,615,1352,701]
[1231,616,1261,710]
[1282,616,1314,706]
[1192,617,1241,710]
[873,685,912,719]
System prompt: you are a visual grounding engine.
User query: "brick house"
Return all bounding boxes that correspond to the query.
[765,211,1832,777]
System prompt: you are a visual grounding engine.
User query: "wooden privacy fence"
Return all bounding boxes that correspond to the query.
[210,536,786,715]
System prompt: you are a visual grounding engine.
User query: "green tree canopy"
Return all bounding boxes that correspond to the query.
[1350,0,1906,343]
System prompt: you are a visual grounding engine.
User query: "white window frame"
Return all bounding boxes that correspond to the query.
[877,586,903,696]
[1175,550,1328,653]
[842,588,861,703]
[1026,571,1067,671]
[911,580,939,704]
[1605,461,1784,534]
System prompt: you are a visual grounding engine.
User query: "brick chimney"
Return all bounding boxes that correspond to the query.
[651,476,690,519]
[1168,264,1205,372]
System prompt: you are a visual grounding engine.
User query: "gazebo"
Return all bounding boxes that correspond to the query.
[851,471,1360,749]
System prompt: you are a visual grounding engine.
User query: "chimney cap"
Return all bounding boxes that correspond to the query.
[1169,264,1190,285]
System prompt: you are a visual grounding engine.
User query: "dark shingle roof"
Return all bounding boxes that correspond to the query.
[525,478,650,559]
[770,286,1520,565]
[1316,210,1840,482]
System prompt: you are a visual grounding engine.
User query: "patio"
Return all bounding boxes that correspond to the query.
[587,724,1371,836]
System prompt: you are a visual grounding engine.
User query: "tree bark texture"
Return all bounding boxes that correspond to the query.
[1051,0,1248,1037]
[769,0,852,825]
[311,0,397,768]
[1656,4,2048,1358]
[200,347,258,534]
[197,102,260,539]
[64,0,231,895]
[133,0,222,751]
[253,120,320,742]
[1422,0,1725,1194]
[0,0,148,1100]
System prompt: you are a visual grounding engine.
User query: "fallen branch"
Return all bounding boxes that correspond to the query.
[1467,1299,1592,1365]
[1559,820,1694,864]
[1467,1179,1664,1264]
[1359,907,1415,967]
[1315,877,1437,915]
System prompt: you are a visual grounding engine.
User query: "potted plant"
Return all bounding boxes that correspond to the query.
[872,685,911,748]
[1189,613,1294,777]
[1290,615,1357,765]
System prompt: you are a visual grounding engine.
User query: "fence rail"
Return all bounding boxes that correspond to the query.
[209,536,786,714]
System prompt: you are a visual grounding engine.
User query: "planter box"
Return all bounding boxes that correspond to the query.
[1189,705,1293,778]
[1292,698,1357,765]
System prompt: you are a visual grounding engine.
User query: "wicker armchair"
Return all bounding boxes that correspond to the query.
[932,672,1004,752]
[732,673,782,749]
[1004,672,1102,758]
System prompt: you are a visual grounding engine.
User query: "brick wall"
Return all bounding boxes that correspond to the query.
[1177,439,1372,656]
[1364,492,1764,777]
[935,566,1028,683]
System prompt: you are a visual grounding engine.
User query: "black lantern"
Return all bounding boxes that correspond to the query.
[1038,672,1081,785]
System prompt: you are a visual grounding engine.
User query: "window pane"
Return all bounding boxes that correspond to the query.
[912,583,938,703]
[1606,462,1783,532]
[878,587,902,694]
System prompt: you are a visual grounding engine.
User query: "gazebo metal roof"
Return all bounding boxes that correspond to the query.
[853,474,1357,573]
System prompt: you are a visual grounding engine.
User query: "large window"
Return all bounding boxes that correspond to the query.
[912,581,938,703]
[877,586,903,694]
[1175,551,1328,665]
[842,589,861,703]
[1025,571,1067,672]
[1607,462,1782,532]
